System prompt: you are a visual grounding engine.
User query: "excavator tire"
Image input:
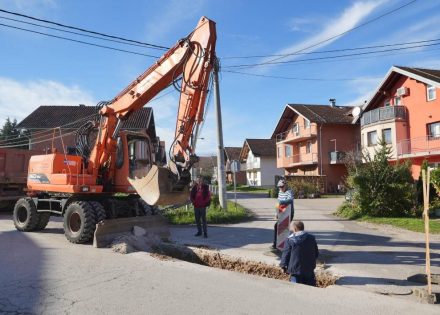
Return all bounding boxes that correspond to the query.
[138,199,158,216]
[34,212,51,231]
[89,201,106,223]
[63,201,96,244]
[13,198,39,232]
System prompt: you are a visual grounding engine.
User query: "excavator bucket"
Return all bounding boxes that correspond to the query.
[127,165,190,206]
[93,215,170,248]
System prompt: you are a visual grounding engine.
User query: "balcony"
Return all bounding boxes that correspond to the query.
[276,125,318,143]
[360,106,406,127]
[397,136,440,158]
[329,151,346,164]
[278,153,318,168]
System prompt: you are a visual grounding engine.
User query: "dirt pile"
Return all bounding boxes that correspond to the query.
[151,242,338,288]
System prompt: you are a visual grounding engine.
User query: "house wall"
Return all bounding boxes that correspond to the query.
[361,74,440,178]
[30,130,77,153]
[260,156,283,187]
[319,124,359,192]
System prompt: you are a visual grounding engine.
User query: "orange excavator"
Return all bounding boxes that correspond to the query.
[12,16,217,245]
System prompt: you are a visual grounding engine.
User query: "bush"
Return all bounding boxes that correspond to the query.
[269,187,278,198]
[335,202,362,219]
[286,179,319,198]
[211,194,220,208]
[345,141,416,217]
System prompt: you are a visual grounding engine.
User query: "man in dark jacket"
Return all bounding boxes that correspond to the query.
[190,176,211,238]
[280,221,319,286]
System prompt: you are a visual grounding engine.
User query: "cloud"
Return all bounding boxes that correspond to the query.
[143,0,206,43]
[0,77,95,122]
[344,76,383,106]
[258,0,387,69]
[2,0,57,12]
[286,17,319,33]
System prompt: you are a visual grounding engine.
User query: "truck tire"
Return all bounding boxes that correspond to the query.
[63,201,96,244]
[89,201,106,223]
[13,198,39,232]
[34,212,51,231]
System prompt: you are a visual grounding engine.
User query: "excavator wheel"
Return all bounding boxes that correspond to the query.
[89,201,106,223]
[63,201,96,244]
[34,212,51,231]
[13,198,39,232]
[138,199,158,216]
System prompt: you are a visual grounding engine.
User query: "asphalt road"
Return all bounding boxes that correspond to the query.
[1,209,439,314]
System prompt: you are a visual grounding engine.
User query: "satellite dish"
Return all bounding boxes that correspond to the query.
[352,107,361,117]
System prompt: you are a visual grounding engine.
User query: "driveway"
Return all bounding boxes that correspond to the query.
[171,192,440,296]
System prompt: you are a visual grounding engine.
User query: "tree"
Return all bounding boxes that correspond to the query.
[0,117,29,149]
[346,140,415,217]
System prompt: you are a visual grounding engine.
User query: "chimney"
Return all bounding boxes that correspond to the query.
[329,98,336,107]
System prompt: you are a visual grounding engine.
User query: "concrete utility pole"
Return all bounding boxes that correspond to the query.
[213,58,227,210]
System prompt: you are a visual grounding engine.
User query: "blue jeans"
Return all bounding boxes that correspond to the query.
[194,207,207,235]
[290,275,316,286]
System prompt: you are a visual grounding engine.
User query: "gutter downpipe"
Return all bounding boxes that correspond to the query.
[319,124,323,176]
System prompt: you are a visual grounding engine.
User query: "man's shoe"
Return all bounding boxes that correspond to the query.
[195,232,202,237]
[203,234,208,238]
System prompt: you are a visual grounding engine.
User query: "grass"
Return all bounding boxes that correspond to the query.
[359,216,440,234]
[226,185,270,194]
[335,202,440,234]
[321,194,345,199]
[163,201,251,225]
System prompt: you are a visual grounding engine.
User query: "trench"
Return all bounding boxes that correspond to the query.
[113,235,338,288]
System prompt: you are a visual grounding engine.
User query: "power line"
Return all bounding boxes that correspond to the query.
[230,0,418,68]
[0,22,160,58]
[223,70,382,81]
[224,41,440,69]
[222,38,440,60]
[0,8,169,50]
[0,15,163,51]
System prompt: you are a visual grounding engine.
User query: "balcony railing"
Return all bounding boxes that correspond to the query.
[276,125,317,143]
[360,106,406,127]
[329,151,346,164]
[278,153,318,167]
[397,136,440,157]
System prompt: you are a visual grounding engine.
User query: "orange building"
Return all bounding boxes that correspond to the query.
[359,66,440,178]
[272,103,360,193]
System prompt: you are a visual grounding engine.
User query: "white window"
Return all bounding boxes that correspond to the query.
[285,145,292,157]
[277,146,281,158]
[382,128,392,144]
[306,141,312,154]
[293,123,299,135]
[427,84,436,101]
[394,96,402,105]
[367,131,377,146]
[304,118,310,129]
[384,99,391,107]
[428,122,440,138]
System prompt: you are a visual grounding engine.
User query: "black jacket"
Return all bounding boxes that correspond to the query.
[279,232,319,276]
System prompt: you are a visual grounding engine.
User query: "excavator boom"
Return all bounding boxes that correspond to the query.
[90,16,216,206]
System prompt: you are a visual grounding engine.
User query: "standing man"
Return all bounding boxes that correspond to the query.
[190,176,211,238]
[280,221,319,286]
[273,179,294,249]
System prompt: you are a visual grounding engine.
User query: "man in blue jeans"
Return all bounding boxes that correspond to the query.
[190,176,211,238]
[280,220,319,286]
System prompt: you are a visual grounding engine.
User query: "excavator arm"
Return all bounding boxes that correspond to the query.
[88,16,217,205]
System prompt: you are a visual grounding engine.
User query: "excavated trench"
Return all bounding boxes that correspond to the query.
[111,234,338,288]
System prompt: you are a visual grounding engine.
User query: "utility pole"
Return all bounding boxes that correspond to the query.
[213,58,227,210]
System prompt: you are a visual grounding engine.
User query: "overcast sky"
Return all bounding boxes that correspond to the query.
[0,0,439,154]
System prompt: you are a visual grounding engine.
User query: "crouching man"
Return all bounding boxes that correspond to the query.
[280,221,319,286]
